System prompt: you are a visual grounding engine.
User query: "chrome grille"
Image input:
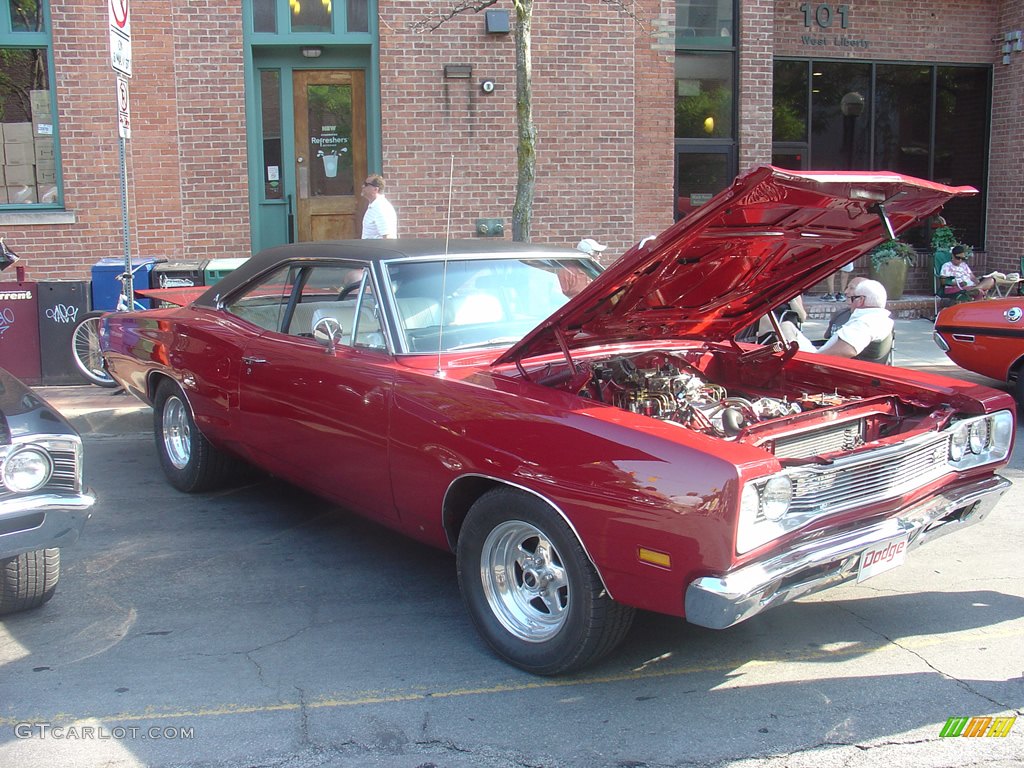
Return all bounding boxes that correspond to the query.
[773,420,864,459]
[787,434,950,518]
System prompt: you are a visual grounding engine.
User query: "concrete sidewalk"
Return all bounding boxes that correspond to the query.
[35,317,1009,437]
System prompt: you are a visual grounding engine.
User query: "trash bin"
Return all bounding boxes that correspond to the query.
[151,261,205,289]
[203,257,249,286]
[0,279,41,383]
[37,281,90,385]
[91,258,158,311]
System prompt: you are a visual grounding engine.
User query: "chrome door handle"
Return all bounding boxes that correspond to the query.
[241,356,268,365]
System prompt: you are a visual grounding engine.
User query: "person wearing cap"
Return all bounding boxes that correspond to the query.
[576,238,607,258]
[940,244,992,299]
[360,174,398,239]
[559,238,606,297]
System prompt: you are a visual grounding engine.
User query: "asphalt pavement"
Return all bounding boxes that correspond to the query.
[34,318,1009,436]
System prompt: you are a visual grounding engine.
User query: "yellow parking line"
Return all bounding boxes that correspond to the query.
[3,622,1020,727]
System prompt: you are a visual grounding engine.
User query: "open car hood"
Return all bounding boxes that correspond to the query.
[493,166,975,367]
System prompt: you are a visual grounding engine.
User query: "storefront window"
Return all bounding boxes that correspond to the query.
[934,66,989,246]
[772,60,807,143]
[676,0,733,47]
[809,61,870,170]
[874,65,931,178]
[772,59,990,246]
[675,52,733,139]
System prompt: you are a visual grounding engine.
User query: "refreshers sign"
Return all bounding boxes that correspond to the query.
[799,3,870,50]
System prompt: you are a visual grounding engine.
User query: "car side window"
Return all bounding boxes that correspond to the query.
[223,265,296,332]
[289,264,386,350]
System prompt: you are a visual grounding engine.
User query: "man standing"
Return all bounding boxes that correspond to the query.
[360,174,397,239]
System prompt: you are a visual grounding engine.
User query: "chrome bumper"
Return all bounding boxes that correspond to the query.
[0,491,95,560]
[684,475,1010,630]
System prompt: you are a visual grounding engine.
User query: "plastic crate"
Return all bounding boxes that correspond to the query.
[203,257,249,286]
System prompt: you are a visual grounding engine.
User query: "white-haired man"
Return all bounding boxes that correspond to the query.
[780,278,893,359]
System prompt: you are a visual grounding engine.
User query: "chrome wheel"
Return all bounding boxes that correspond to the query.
[480,520,569,642]
[161,395,192,470]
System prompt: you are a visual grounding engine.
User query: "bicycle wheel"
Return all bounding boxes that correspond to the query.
[71,311,118,388]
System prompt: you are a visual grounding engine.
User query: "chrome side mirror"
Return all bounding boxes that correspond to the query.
[312,316,345,353]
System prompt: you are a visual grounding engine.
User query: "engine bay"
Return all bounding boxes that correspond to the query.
[527,347,934,450]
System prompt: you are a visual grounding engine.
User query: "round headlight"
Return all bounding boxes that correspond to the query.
[949,424,969,462]
[968,419,990,454]
[2,447,53,493]
[761,477,793,522]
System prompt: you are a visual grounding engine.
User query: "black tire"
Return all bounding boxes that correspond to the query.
[71,311,118,387]
[457,488,635,675]
[0,548,60,615]
[153,379,241,492]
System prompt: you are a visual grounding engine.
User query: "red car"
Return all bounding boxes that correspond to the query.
[934,298,1024,403]
[101,167,1014,674]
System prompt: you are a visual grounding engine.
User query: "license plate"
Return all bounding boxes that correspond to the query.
[857,535,909,583]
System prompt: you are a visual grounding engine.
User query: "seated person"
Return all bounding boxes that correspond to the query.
[780,279,893,359]
[940,245,994,299]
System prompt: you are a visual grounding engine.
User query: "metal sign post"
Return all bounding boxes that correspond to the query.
[109,0,134,306]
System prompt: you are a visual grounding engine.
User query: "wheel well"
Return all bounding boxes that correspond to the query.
[146,371,177,405]
[442,475,501,551]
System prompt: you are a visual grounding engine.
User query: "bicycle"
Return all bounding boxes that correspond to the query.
[71,259,164,387]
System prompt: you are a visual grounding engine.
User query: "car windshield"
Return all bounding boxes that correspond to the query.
[386,256,601,353]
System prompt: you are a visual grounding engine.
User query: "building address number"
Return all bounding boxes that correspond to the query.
[800,3,850,29]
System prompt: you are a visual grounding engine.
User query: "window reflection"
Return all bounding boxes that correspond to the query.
[676,0,733,46]
[253,0,276,33]
[307,83,354,196]
[260,71,282,200]
[290,0,333,34]
[675,52,733,138]
[809,61,870,170]
[9,0,43,32]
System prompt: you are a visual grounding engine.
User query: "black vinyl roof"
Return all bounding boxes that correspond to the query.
[194,238,581,308]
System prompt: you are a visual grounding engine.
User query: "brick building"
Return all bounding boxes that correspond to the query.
[0,0,1020,289]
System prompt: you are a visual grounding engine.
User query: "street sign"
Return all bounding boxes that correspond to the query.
[109,0,132,78]
[117,76,131,139]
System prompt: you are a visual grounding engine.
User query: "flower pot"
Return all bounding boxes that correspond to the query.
[870,258,908,300]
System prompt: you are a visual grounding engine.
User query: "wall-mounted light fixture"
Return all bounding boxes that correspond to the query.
[301,46,323,58]
[485,10,510,34]
[444,64,473,79]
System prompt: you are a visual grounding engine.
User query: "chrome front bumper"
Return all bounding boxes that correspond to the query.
[684,474,1010,630]
[0,491,95,560]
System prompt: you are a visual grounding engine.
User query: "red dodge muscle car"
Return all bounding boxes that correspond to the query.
[101,167,1014,674]
[934,298,1024,404]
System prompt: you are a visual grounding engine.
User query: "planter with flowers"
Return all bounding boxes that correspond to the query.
[868,239,916,300]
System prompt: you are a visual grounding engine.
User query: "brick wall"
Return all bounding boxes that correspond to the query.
[380,1,674,258]
[2,0,249,282]
[987,0,1024,274]
[737,0,775,170]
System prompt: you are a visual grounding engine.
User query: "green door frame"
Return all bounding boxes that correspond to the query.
[241,1,381,253]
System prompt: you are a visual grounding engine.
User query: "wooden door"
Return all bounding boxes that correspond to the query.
[293,70,367,241]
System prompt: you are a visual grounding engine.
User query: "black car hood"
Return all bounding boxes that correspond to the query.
[0,368,76,445]
[494,166,975,366]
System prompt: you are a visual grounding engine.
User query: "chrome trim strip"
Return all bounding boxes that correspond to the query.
[685,474,1010,630]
